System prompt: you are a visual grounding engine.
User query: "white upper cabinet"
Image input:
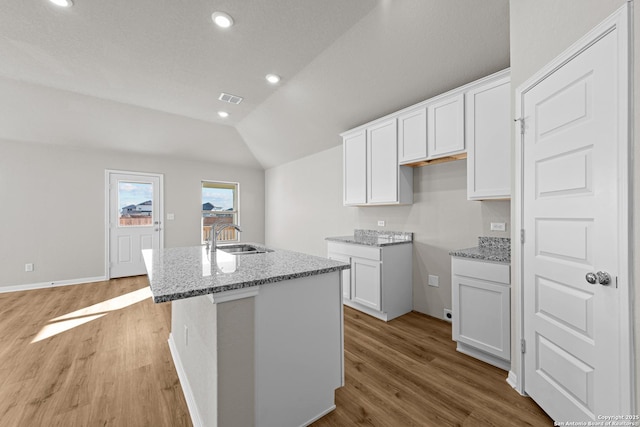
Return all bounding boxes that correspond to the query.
[427,93,465,158]
[342,119,413,206]
[343,130,367,205]
[466,71,511,200]
[398,107,427,164]
[367,119,399,204]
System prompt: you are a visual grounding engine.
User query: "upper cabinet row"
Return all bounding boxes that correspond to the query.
[342,69,511,206]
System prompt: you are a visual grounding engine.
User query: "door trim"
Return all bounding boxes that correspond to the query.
[105,169,165,280]
[512,2,633,412]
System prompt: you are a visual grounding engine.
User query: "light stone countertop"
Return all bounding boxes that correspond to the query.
[143,243,350,303]
[449,237,511,264]
[326,229,413,247]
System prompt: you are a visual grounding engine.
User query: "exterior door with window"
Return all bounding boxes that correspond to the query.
[108,171,162,278]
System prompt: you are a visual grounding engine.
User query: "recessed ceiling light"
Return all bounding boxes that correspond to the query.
[265,74,281,84]
[49,0,73,7]
[212,12,234,28]
[218,111,229,118]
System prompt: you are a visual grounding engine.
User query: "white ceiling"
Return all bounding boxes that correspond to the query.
[0,0,510,169]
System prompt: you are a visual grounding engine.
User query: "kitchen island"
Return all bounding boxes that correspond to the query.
[143,244,350,427]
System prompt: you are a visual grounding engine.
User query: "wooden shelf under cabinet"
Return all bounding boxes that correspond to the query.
[403,152,467,168]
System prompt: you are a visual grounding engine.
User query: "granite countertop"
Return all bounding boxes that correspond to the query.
[143,243,350,303]
[326,229,413,247]
[449,237,511,264]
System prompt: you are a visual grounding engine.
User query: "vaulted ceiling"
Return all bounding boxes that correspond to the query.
[0,0,510,169]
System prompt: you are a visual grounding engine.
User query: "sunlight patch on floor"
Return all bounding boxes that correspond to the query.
[31,286,152,343]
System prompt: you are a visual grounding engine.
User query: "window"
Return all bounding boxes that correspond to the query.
[202,181,239,243]
[118,181,153,227]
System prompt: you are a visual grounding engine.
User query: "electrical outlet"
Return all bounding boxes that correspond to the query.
[428,274,439,287]
[490,222,506,231]
[377,220,385,227]
[25,263,34,272]
[443,309,452,322]
[184,325,188,346]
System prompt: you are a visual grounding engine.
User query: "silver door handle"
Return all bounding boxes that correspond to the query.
[585,271,611,286]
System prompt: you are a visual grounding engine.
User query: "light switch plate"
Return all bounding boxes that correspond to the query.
[377,220,385,227]
[490,222,506,231]
[167,213,175,220]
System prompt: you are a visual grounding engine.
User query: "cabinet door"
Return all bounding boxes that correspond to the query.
[427,93,465,158]
[351,257,381,311]
[466,75,511,200]
[343,130,367,205]
[329,253,352,300]
[398,107,427,164]
[452,275,510,361]
[367,119,398,204]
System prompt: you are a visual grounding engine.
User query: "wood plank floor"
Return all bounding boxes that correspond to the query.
[0,278,552,426]
[0,276,191,427]
[313,307,553,427]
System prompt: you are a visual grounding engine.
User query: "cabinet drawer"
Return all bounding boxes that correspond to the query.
[451,257,510,284]
[327,242,381,261]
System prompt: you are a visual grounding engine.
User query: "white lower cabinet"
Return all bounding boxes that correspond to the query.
[352,257,381,310]
[451,256,511,370]
[328,241,412,321]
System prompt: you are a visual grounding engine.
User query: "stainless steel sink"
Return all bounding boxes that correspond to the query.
[218,244,273,255]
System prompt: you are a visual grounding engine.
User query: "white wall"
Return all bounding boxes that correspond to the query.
[265,145,510,319]
[0,139,265,289]
[509,0,638,410]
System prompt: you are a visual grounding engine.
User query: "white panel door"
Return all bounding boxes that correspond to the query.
[522,15,629,421]
[427,93,464,158]
[108,172,162,278]
[367,119,398,204]
[343,131,367,205]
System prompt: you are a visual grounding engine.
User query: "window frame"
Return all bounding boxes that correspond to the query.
[201,180,240,244]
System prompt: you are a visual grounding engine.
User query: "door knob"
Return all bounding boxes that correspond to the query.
[596,271,611,286]
[585,271,611,286]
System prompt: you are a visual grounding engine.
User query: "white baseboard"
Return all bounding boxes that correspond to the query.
[506,370,518,389]
[507,370,528,396]
[300,404,336,427]
[456,343,511,371]
[168,334,201,427]
[0,276,107,294]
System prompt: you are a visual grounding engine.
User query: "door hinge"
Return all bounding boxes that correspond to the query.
[521,339,526,354]
[515,117,525,135]
[520,229,525,244]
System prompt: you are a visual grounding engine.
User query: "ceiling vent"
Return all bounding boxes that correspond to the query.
[218,92,243,105]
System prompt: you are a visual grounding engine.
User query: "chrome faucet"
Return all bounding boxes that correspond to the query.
[207,223,242,251]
